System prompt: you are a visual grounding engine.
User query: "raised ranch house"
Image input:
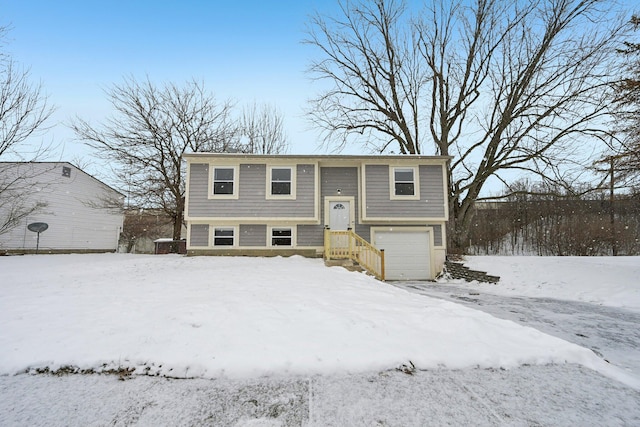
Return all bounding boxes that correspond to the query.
[0,162,124,253]
[184,154,450,280]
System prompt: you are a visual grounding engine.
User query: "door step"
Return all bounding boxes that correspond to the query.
[325,258,365,273]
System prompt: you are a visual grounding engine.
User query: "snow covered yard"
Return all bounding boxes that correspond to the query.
[2,253,640,425]
[0,253,635,388]
[460,256,640,310]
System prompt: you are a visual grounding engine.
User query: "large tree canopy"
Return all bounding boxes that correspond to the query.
[72,78,289,242]
[306,0,627,251]
[71,77,239,241]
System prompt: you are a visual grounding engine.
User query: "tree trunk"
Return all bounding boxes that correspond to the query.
[448,198,476,254]
[172,197,184,242]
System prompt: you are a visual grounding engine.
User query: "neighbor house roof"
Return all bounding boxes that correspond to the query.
[0,161,124,196]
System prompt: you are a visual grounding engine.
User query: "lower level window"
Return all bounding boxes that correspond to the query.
[214,228,234,246]
[271,227,292,246]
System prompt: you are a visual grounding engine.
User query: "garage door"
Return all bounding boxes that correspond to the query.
[373,230,431,280]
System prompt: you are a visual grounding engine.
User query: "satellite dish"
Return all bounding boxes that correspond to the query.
[27,222,48,254]
[28,222,49,233]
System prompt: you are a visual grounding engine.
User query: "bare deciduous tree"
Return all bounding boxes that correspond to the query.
[0,25,55,236]
[306,0,626,252]
[239,102,288,154]
[119,208,173,253]
[306,0,423,154]
[71,77,238,241]
[469,180,640,256]
[0,26,54,160]
[609,15,640,183]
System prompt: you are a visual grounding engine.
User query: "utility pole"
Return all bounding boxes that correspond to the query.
[609,157,617,256]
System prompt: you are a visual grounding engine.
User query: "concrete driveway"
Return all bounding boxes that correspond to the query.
[393,282,640,382]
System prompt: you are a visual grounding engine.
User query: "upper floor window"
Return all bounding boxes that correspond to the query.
[62,166,71,178]
[267,166,296,199]
[212,166,237,198]
[390,166,420,200]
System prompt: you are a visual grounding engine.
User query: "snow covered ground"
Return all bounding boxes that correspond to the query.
[0,253,632,386]
[460,256,640,310]
[3,364,638,426]
[1,253,639,425]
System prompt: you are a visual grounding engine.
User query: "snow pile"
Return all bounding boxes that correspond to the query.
[0,254,631,386]
[461,256,640,310]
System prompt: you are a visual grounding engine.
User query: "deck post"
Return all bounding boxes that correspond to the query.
[380,249,385,281]
[324,227,330,260]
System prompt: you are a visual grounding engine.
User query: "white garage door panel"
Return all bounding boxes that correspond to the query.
[375,231,430,280]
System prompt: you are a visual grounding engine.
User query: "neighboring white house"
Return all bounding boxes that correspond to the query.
[0,162,124,253]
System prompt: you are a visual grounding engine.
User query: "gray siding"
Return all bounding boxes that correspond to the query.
[428,224,442,246]
[355,224,370,241]
[190,224,209,246]
[298,166,368,247]
[188,163,316,218]
[239,224,267,246]
[320,167,367,238]
[185,162,446,250]
[321,167,359,199]
[365,164,445,218]
[297,224,324,247]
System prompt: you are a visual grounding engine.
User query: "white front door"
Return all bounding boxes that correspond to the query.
[329,201,351,230]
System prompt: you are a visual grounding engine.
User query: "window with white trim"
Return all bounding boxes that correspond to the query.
[213,167,235,196]
[271,227,292,246]
[391,167,419,199]
[270,167,292,195]
[213,227,234,246]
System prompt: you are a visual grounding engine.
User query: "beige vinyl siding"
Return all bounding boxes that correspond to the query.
[188,163,316,218]
[239,224,267,246]
[365,164,445,218]
[190,224,209,247]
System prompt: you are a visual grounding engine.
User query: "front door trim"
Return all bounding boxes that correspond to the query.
[324,196,355,230]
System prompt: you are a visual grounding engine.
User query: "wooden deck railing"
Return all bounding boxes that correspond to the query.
[324,228,385,280]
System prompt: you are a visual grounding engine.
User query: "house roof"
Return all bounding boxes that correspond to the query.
[0,161,125,197]
[183,153,452,162]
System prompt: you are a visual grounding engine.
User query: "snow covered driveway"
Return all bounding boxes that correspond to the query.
[395,282,640,382]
